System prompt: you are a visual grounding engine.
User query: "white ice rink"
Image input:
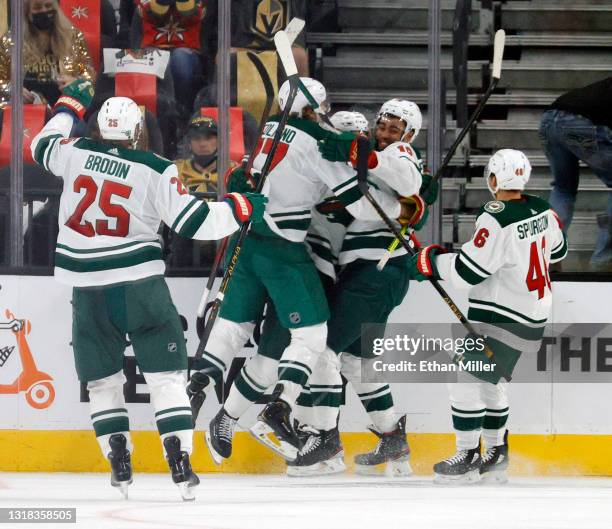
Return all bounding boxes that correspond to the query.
[1,473,611,529]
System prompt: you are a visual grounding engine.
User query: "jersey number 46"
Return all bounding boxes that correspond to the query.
[526,237,551,299]
[65,175,133,237]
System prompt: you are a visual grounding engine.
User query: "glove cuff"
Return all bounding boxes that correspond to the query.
[54,95,86,120]
[224,192,253,223]
[416,244,446,278]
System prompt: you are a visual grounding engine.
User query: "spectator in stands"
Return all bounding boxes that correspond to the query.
[170,114,236,269]
[539,77,612,270]
[175,114,237,194]
[130,0,206,118]
[0,0,95,107]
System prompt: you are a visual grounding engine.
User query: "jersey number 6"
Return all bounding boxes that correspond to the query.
[65,175,133,237]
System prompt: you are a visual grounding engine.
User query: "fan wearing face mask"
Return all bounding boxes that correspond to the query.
[0,0,94,107]
[174,115,236,195]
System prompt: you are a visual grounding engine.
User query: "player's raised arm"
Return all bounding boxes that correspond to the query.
[31,79,95,176]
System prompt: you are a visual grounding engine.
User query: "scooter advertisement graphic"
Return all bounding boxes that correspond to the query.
[0,309,55,409]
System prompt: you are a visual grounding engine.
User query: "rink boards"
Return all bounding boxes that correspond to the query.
[1,275,612,475]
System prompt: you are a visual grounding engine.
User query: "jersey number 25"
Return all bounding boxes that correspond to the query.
[65,175,133,237]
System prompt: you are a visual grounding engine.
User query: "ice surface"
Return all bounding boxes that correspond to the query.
[1,473,611,529]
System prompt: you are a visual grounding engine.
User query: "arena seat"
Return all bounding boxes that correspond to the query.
[0,105,47,166]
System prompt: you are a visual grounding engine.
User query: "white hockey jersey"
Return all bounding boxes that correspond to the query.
[339,141,423,265]
[250,116,401,243]
[31,113,240,287]
[436,195,568,351]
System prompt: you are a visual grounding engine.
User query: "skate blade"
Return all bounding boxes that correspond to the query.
[177,481,198,502]
[286,454,346,477]
[111,479,132,500]
[354,456,412,477]
[205,430,224,466]
[250,421,298,462]
[434,469,481,485]
[480,469,508,484]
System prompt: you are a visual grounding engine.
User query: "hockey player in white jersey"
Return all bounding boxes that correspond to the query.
[30,80,266,500]
[408,149,567,483]
[199,101,435,475]
[187,78,419,460]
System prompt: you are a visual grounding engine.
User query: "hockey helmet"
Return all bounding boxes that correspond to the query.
[330,111,369,133]
[376,99,422,141]
[485,149,532,195]
[278,77,330,116]
[97,97,143,143]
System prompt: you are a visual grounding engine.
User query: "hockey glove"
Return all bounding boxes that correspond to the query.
[398,194,427,229]
[419,170,439,206]
[53,79,94,121]
[224,164,258,193]
[408,244,448,281]
[319,132,378,168]
[224,192,267,224]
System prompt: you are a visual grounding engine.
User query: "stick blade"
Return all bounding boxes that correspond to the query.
[274,30,298,77]
[284,17,305,45]
[492,29,506,80]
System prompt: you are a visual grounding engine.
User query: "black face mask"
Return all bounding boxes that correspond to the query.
[32,10,56,31]
[193,152,217,169]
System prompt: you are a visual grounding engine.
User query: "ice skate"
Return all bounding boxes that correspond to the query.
[354,415,412,476]
[163,436,200,501]
[187,371,210,425]
[108,434,133,499]
[287,426,345,477]
[480,431,509,484]
[205,407,238,465]
[433,444,482,484]
[250,385,301,461]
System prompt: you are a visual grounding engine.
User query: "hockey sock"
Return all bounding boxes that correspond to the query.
[192,318,254,388]
[276,323,327,407]
[87,370,133,457]
[450,380,486,450]
[359,386,396,433]
[225,354,278,418]
[483,408,509,448]
[308,347,342,431]
[340,352,396,433]
[145,370,193,455]
[481,380,509,448]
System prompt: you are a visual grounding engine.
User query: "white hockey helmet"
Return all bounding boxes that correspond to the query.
[376,98,422,141]
[485,149,532,195]
[97,97,143,143]
[278,77,329,116]
[330,111,369,133]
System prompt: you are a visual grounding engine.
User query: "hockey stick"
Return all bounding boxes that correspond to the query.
[355,136,512,381]
[195,20,305,338]
[194,30,300,360]
[377,29,506,271]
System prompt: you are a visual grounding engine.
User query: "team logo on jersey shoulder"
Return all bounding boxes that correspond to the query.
[484,200,505,214]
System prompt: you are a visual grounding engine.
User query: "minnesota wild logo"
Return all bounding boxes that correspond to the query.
[485,200,505,214]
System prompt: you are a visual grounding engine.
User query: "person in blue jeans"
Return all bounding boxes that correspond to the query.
[539,77,612,269]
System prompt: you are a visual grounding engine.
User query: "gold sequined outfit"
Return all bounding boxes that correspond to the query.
[0,27,94,106]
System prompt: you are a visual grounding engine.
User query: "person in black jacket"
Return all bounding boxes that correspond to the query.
[539,77,612,269]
